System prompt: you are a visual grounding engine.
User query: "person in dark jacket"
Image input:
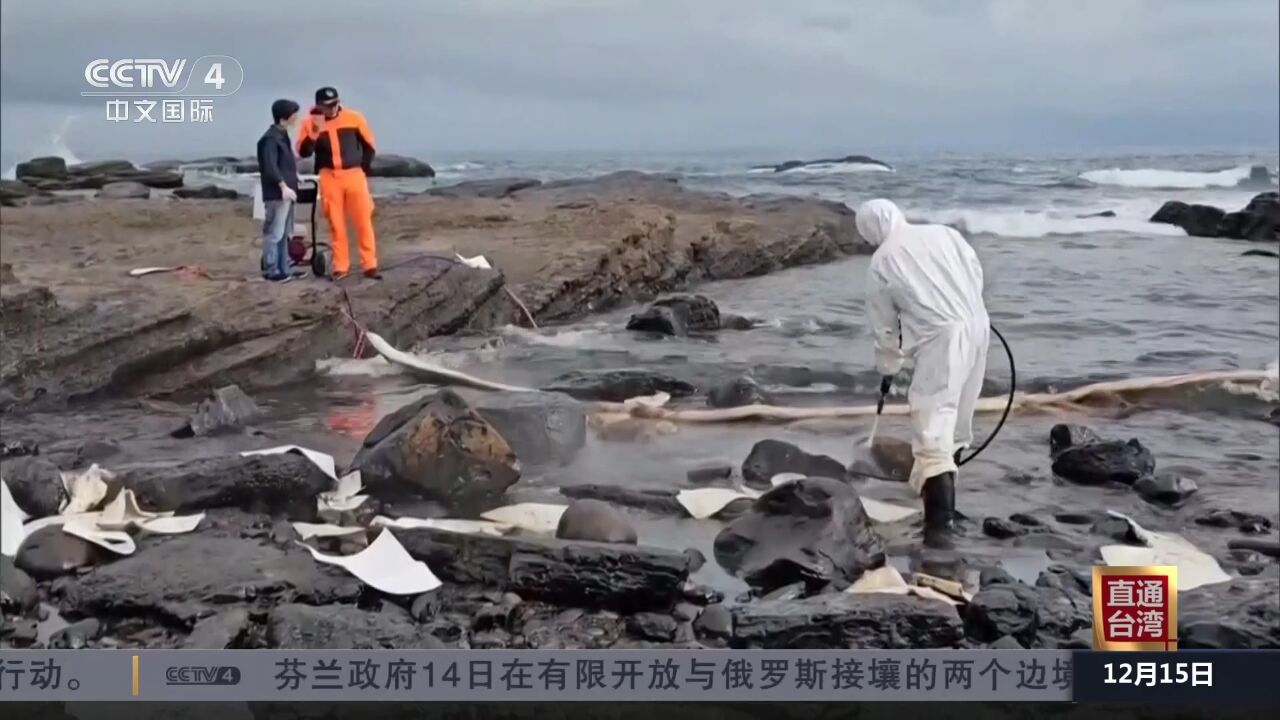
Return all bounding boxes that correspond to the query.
[257,99,301,281]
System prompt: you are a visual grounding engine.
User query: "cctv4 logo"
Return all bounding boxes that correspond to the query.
[85,59,227,90]
[165,665,242,686]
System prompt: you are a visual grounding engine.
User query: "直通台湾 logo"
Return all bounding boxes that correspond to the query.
[1092,565,1178,651]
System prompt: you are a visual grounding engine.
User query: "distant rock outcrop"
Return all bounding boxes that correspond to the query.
[1150,191,1279,241]
[752,154,894,173]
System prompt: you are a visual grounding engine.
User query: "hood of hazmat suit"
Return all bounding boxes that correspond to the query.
[857,198,991,494]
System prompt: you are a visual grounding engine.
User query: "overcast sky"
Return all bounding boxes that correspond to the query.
[1,0,1277,164]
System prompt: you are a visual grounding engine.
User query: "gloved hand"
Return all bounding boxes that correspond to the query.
[879,375,894,397]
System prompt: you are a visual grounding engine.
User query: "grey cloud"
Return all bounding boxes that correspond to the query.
[1,0,1276,162]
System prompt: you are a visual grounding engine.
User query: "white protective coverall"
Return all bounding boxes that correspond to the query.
[857,199,990,494]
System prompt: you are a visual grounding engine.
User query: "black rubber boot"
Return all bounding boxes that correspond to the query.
[922,471,956,549]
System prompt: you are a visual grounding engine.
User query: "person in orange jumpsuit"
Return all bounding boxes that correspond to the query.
[297,87,381,280]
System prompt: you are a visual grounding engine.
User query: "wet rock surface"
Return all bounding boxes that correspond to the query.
[174,384,261,437]
[0,556,38,614]
[741,439,847,487]
[1051,438,1155,485]
[123,453,333,515]
[182,608,253,649]
[713,477,885,593]
[1048,423,1103,457]
[706,376,772,408]
[1194,509,1273,534]
[268,603,445,649]
[732,592,962,649]
[1133,472,1199,505]
[462,389,586,467]
[555,499,638,544]
[543,369,697,402]
[15,527,108,580]
[350,389,520,508]
[1150,191,1280,241]
[0,455,67,517]
[395,527,691,612]
[51,526,362,626]
[1179,576,1280,648]
[964,570,1092,648]
[626,295,721,336]
[558,483,684,515]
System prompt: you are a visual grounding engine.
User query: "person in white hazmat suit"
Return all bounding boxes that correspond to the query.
[856,199,990,547]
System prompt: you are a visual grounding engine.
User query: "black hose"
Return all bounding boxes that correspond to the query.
[846,322,1015,481]
[958,323,1014,467]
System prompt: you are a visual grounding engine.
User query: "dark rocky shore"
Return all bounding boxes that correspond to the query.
[0,170,862,410]
[3,392,1275,651]
[2,162,1277,652]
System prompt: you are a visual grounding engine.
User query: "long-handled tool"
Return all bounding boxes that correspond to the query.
[865,375,892,447]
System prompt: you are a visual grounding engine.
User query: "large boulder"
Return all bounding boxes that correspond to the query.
[0,456,66,517]
[395,527,691,612]
[122,453,333,515]
[463,390,586,467]
[732,592,962,649]
[69,160,137,176]
[625,295,721,336]
[15,156,68,180]
[95,181,151,200]
[964,576,1093,648]
[15,526,109,580]
[741,439,847,487]
[555,499,637,544]
[367,154,435,178]
[543,369,696,402]
[713,477,885,593]
[1149,201,1225,237]
[1051,438,1154,485]
[267,604,444,649]
[1179,576,1280,648]
[52,532,362,626]
[1150,192,1280,242]
[349,389,520,507]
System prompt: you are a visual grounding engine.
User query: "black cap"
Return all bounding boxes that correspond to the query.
[271,99,300,123]
[315,87,340,106]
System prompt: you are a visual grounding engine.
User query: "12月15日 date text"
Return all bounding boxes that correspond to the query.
[1104,661,1212,688]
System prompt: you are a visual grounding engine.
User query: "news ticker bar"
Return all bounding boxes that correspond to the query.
[0,650,1276,703]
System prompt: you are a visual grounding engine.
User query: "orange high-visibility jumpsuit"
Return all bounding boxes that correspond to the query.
[297,108,378,275]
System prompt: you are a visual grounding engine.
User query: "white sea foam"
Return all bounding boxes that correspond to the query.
[916,208,1188,238]
[2,115,82,178]
[1079,164,1272,190]
[786,161,893,175]
[315,357,403,377]
[499,324,613,349]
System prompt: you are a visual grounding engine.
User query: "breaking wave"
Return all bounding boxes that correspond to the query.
[916,208,1187,238]
[1079,164,1271,190]
[781,161,893,175]
[2,115,82,179]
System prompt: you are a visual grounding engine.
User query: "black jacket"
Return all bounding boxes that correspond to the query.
[257,125,299,201]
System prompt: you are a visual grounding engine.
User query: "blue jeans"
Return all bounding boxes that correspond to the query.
[261,199,295,279]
